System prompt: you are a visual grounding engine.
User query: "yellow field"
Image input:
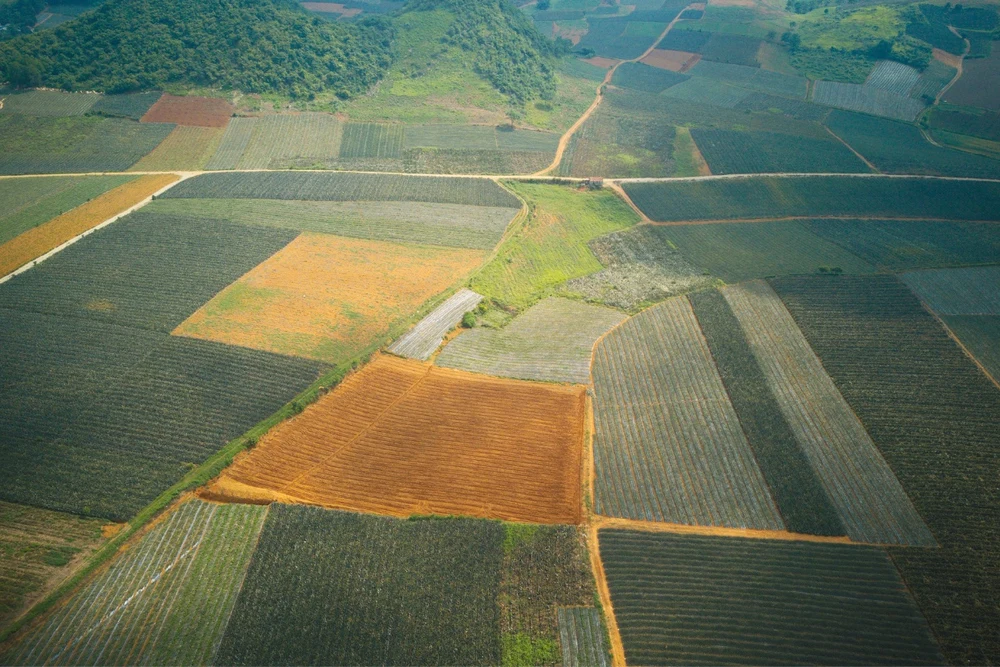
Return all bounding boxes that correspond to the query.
[173,233,484,363]
[129,126,224,171]
[0,174,180,277]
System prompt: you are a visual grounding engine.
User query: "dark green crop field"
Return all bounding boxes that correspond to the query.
[771,275,1000,665]
[688,290,845,537]
[942,315,1000,381]
[600,529,942,666]
[690,129,870,174]
[0,211,297,332]
[87,92,163,120]
[215,507,598,666]
[621,176,1000,222]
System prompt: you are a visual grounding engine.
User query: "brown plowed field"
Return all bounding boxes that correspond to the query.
[201,355,586,524]
[140,94,234,128]
[0,174,179,276]
[173,233,484,363]
[583,57,621,69]
[300,2,361,16]
[640,49,701,72]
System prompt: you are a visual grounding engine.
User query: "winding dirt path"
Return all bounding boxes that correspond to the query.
[534,5,696,176]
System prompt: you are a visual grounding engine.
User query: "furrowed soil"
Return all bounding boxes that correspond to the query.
[0,174,179,277]
[173,233,484,364]
[201,355,586,524]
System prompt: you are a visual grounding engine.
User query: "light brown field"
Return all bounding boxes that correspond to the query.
[173,233,484,363]
[129,126,224,171]
[640,49,701,72]
[0,174,179,277]
[141,94,234,128]
[933,48,962,69]
[201,355,586,524]
[583,56,621,69]
[300,2,361,16]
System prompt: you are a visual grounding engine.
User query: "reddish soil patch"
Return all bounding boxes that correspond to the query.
[300,2,361,17]
[141,94,234,128]
[583,56,621,69]
[641,49,702,72]
[933,48,962,69]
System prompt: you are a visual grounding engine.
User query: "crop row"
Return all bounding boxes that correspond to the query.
[389,288,484,361]
[163,171,521,208]
[901,265,1000,315]
[4,500,267,665]
[0,90,100,117]
[591,297,784,528]
[436,297,626,384]
[690,128,870,174]
[813,80,926,122]
[688,60,808,99]
[557,608,609,667]
[599,529,943,666]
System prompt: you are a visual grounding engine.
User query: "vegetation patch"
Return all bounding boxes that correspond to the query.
[0,90,99,117]
[557,104,677,177]
[813,80,926,121]
[901,266,1000,316]
[592,297,783,528]
[941,315,1000,382]
[943,47,1000,111]
[610,61,689,94]
[87,92,163,120]
[202,355,586,524]
[207,114,344,169]
[600,530,943,666]
[129,127,224,171]
[3,500,267,666]
[338,122,404,158]
[174,233,483,364]
[389,288,484,361]
[690,128,870,174]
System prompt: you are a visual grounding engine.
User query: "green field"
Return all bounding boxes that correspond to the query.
[207,114,344,169]
[901,266,1000,315]
[622,176,1000,222]
[0,91,100,117]
[942,315,1000,381]
[470,183,638,309]
[558,103,677,177]
[600,530,943,665]
[0,175,134,247]
[772,275,1000,665]
[812,80,925,122]
[339,122,405,158]
[690,129,870,174]
[87,92,163,119]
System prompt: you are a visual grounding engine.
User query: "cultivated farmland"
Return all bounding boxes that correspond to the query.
[389,288,484,361]
[129,126,224,171]
[941,315,1000,381]
[0,502,105,629]
[436,297,626,384]
[0,174,178,279]
[651,221,875,283]
[162,171,520,207]
[592,297,784,529]
[720,281,933,546]
[944,47,1000,111]
[690,128,870,174]
[813,80,926,122]
[140,93,234,127]
[600,530,943,666]
[558,608,609,667]
[173,233,483,363]
[88,92,163,120]
[4,500,267,666]
[866,60,921,95]
[901,265,1000,315]
[202,355,586,524]
[565,225,717,311]
[621,176,1000,222]
[207,114,343,169]
[771,275,1000,664]
[339,122,404,158]
[145,198,518,250]
[0,91,100,117]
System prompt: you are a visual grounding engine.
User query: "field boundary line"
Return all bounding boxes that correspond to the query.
[591,516,899,545]
[824,125,880,173]
[0,173,190,285]
[606,181,650,223]
[640,215,1000,226]
[587,524,626,667]
[914,294,1000,392]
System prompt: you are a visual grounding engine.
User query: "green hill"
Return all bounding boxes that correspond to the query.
[0,0,394,99]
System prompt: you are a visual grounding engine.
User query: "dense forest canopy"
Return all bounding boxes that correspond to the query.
[0,0,395,98]
[406,0,567,103]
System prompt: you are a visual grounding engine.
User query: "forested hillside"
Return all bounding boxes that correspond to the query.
[0,0,394,98]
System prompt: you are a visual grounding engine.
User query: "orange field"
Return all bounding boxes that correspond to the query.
[201,355,586,524]
[640,49,701,72]
[0,174,179,277]
[173,233,484,363]
[140,94,234,128]
[130,126,224,171]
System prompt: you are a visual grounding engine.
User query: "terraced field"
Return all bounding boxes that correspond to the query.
[202,355,585,524]
[436,297,626,384]
[600,530,943,666]
[3,500,267,666]
[592,297,783,529]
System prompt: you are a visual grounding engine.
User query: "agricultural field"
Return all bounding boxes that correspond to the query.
[389,288,483,361]
[146,197,517,250]
[600,530,943,666]
[206,114,343,169]
[908,59,957,102]
[929,106,1000,143]
[173,234,483,363]
[214,506,599,666]
[436,297,626,384]
[0,174,177,278]
[865,60,921,96]
[87,92,163,119]
[801,219,1000,272]
[651,221,875,283]
[944,47,1000,111]
[564,225,717,311]
[129,126,225,171]
[3,500,267,666]
[771,275,1000,664]
[719,281,932,545]
[901,266,1000,315]
[689,128,870,174]
[162,171,520,207]
[139,93,234,127]
[0,91,100,117]
[0,115,174,175]
[202,355,586,524]
[621,175,1000,222]
[338,122,404,158]
[610,61,689,94]
[639,48,701,72]
[812,80,926,122]
[0,502,106,629]
[557,608,609,667]
[470,183,639,308]
[941,315,1000,381]
[825,110,1000,178]
[557,105,677,178]
[687,60,808,98]
[592,297,784,529]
